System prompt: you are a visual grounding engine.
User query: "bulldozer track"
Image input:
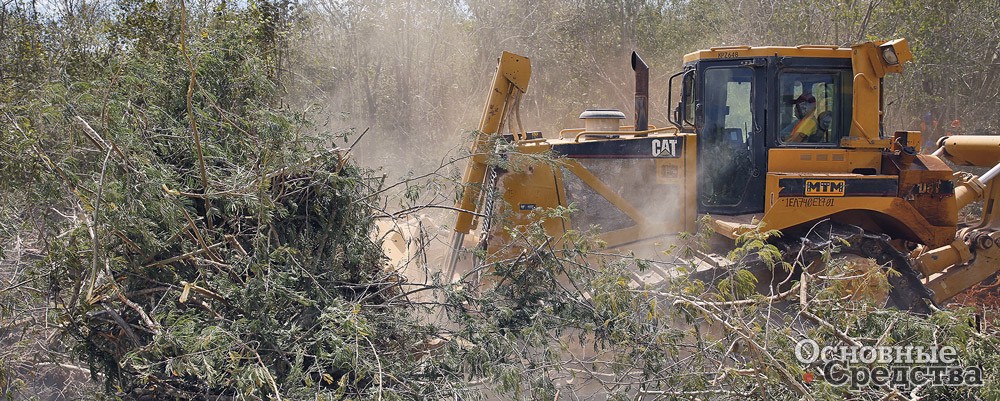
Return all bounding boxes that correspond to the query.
[693,221,934,314]
[789,222,933,313]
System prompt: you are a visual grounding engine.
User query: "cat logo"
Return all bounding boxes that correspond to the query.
[805,180,846,197]
[651,138,679,157]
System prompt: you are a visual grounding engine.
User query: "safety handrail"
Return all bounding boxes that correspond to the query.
[795,44,841,50]
[709,45,752,51]
[559,125,678,139]
[572,126,680,142]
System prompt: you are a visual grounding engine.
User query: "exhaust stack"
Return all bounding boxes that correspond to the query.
[632,51,649,132]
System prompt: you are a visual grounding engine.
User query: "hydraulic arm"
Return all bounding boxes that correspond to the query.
[916,136,1000,302]
[449,52,531,271]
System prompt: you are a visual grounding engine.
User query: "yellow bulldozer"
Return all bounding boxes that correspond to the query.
[446,38,1000,313]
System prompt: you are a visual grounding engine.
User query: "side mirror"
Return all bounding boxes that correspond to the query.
[667,70,684,129]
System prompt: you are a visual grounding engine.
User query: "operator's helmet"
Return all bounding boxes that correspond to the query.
[793,93,816,118]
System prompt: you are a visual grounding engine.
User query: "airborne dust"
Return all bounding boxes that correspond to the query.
[283,0,998,291]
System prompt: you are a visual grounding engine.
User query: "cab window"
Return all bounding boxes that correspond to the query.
[778,72,844,145]
[700,67,754,207]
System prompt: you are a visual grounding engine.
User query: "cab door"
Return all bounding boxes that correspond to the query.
[695,60,767,215]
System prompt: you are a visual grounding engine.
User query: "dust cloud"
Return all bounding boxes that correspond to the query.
[286,0,693,181]
[281,0,701,291]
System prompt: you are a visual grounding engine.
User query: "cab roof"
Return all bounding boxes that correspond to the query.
[683,44,853,63]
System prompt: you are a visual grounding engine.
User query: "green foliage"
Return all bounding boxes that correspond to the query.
[0,1,451,399]
[729,226,788,270]
[717,269,759,300]
[5,0,1000,399]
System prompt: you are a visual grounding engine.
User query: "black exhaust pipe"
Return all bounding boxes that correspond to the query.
[631,51,649,132]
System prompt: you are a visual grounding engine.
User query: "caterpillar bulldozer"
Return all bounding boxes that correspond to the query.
[445,38,1000,312]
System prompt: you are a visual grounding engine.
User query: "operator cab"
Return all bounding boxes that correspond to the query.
[670,45,855,215]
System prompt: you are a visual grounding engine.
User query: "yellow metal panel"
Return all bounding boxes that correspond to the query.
[845,42,882,148]
[487,143,564,257]
[761,173,954,247]
[498,51,531,93]
[684,134,698,233]
[653,135,697,233]
[683,45,851,63]
[767,148,881,173]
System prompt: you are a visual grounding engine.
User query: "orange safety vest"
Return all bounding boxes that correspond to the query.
[791,112,818,140]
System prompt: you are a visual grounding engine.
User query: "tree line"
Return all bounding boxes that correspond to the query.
[3,0,1000,399]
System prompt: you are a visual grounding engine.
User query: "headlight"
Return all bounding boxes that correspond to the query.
[882,46,899,65]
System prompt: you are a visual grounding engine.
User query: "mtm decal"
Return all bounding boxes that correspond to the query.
[805,180,846,197]
[778,177,898,197]
[652,138,679,157]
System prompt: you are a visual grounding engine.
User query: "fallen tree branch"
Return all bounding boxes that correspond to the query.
[675,296,815,400]
[74,116,127,162]
[799,310,863,348]
[144,242,224,268]
[662,282,801,308]
[117,290,160,335]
